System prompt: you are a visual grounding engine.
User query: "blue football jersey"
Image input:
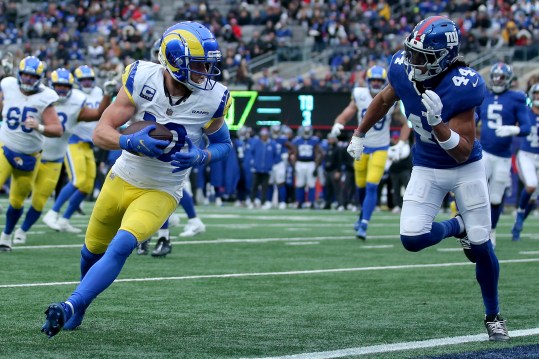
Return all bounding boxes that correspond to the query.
[292,136,320,161]
[477,89,530,157]
[388,51,485,169]
[521,107,539,154]
[275,135,289,155]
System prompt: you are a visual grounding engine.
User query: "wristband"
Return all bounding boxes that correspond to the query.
[437,130,460,150]
[37,124,45,134]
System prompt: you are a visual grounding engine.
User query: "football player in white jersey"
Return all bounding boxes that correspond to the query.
[12,68,113,244]
[331,65,411,240]
[512,83,539,240]
[0,56,63,251]
[42,21,232,337]
[137,36,207,258]
[42,65,115,233]
[346,16,509,341]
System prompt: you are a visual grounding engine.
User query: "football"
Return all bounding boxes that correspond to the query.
[122,121,173,142]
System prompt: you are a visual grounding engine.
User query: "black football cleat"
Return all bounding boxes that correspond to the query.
[41,303,67,338]
[151,237,171,257]
[136,239,150,255]
[454,214,475,263]
[485,314,510,341]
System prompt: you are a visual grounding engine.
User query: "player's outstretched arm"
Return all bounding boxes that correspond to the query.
[357,84,399,135]
[331,99,357,137]
[93,86,136,150]
[78,93,113,122]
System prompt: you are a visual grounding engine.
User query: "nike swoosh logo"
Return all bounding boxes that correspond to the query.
[472,78,479,87]
[137,140,150,152]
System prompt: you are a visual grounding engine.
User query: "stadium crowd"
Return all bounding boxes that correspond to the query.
[1,1,539,92]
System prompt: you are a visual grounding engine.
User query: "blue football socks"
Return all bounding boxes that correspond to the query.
[4,205,23,235]
[53,182,77,212]
[21,206,42,232]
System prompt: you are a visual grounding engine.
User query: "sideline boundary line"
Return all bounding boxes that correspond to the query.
[1,258,538,289]
[248,328,539,359]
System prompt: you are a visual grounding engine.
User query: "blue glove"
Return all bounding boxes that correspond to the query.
[171,136,208,173]
[119,125,170,157]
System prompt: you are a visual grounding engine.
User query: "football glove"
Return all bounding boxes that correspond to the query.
[421,90,443,127]
[330,123,344,137]
[495,125,520,137]
[347,133,365,160]
[119,125,170,157]
[388,140,410,161]
[171,137,208,173]
[104,80,118,97]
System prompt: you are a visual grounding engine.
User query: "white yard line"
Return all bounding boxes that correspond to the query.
[248,328,539,359]
[1,258,537,289]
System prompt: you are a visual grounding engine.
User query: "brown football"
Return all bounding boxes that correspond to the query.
[121,121,173,142]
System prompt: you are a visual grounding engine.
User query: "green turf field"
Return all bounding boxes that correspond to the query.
[0,198,538,359]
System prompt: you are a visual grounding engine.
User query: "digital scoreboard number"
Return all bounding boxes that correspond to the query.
[225,91,351,130]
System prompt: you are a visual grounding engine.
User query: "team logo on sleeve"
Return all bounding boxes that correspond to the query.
[140,85,156,101]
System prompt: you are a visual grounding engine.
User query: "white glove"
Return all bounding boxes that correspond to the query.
[104,80,118,97]
[495,125,520,137]
[331,123,344,137]
[347,134,365,160]
[388,140,410,161]
[421,90,443,127]
[1,57,13,75]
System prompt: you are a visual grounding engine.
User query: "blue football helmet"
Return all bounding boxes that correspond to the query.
[159,21,221,91]
[17,56,44,92]
[50,68,75,101]
[366,65,388,95]
[489,62,513,94]
[403,16,461,82]
[529,83,539,107]
[74,65,96,94]
[151,38,161,63]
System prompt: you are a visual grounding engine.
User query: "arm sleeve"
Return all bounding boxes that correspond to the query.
[516,93,531,136]
[206,121,232,163]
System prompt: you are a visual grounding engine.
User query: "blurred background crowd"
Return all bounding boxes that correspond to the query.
[1,0,539,211]
[1,0,538,92]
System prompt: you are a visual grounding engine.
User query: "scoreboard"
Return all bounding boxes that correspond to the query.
[225,91,351,130]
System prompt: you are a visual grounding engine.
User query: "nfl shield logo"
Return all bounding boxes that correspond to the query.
[166,108,173,116]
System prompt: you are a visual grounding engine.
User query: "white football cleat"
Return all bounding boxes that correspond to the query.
[42,210,60,230]
[168,213,181,228]
[13,228,27,245]
[262,201,272,210]
[0,232,13,251]
[180,218,206,237]
[56,218,82,234]
[278,202,286,210]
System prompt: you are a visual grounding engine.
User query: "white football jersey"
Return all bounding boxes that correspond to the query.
[42,89,86,161]
[352,87,392,148]
[71,86,103,142]
[112,61,230,202]
[0,76,59,154]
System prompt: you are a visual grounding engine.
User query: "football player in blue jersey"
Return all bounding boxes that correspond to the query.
[477,63,530,247]
[41,21,232,337]
[292,125,323,209]
[346,16,509,341]
[512,83,539,240]
[270,125,296,209]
